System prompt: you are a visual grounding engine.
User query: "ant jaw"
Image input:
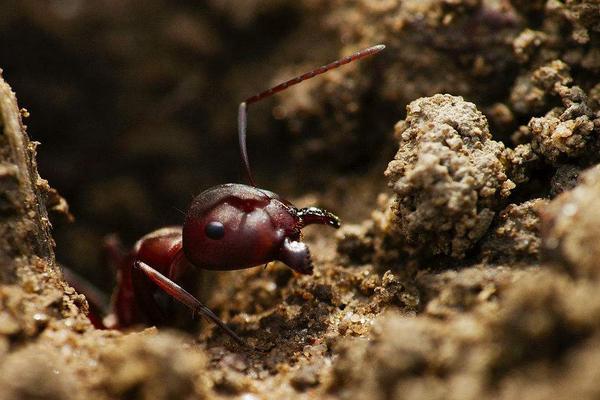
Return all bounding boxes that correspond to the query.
[278,238,314,275]
[297,207,341,229]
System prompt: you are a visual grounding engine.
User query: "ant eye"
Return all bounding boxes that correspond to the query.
[205,221,225,240]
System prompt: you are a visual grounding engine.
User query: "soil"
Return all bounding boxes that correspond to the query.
[2,1,600,399]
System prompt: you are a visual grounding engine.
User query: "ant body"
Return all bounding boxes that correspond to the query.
[99,44,385,345]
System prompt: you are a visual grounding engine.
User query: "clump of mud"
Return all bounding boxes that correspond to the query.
[541,165,600,279]
[3,1,600,399]
[480,198,547,263]
[526,60,598,163]
[384,94,528,258]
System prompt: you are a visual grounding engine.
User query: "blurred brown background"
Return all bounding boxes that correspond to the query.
[0,1,394,291]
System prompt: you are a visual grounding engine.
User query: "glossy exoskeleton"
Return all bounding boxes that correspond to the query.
[100,44,385,344]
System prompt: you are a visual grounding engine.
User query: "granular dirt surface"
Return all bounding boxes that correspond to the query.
[2,1,600,399]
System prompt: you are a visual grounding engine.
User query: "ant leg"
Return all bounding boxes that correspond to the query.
[134,261,246,346]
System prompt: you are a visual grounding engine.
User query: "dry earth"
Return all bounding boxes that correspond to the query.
[1,1,600,399]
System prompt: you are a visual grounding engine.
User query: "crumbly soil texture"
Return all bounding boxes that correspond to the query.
[2,1,600,399]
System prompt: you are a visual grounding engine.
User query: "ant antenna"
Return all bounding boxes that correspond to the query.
[238,44,385,186]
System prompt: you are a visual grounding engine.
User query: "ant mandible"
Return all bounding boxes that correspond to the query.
[104,44,385,345]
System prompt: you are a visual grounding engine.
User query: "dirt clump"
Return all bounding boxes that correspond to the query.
[524,60,599,163]
[479,199,548,264]
[386,94,527,258]
[541,164,600,279]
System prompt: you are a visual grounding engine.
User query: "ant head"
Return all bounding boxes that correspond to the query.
[182,184,340,275]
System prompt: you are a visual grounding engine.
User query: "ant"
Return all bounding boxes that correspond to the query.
[90,44,385,345]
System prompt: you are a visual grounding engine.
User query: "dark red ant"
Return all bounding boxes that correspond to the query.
[95,44,385,345]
